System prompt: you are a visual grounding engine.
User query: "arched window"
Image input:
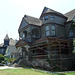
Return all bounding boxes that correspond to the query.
[32,28,40,37]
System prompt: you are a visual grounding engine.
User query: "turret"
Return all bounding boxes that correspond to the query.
[4,34,10,46]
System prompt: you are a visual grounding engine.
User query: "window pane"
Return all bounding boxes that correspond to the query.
[22,33,25,38]
[51,25,55,30]
[50,15,54,20]
[69,30,73,37]
[52,31,55,36]
[46,31,50,36]
[45,26,49,30]
[44,16,48,20]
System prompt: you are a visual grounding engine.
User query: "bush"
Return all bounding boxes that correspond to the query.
[0,54,5,63]
[72,38,75,53]
[5,58,16,63]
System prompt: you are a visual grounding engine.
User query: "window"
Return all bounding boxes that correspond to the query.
[69,30,73,37]
[44,16,48,20]
[51,25,55,36]
[50,15,54,20]
[45,26,50,36]
[32,28,40,38]
[22,31,27,38]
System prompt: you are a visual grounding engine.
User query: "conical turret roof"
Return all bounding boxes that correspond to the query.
[4,34,9,40]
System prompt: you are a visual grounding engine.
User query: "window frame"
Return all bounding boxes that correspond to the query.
[69,30,73,37]
[51,25,56,36]
[50,15,54,20]
[44,16,48,21]
[45,25,50,36]
[22,31,27,38]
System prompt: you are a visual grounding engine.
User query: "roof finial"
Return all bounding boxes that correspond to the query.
[4,34,9,40]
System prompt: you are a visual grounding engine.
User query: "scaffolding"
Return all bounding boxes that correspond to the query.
[29,38,74,71]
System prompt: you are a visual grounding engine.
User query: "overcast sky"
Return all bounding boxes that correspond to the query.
[0,0,75,43]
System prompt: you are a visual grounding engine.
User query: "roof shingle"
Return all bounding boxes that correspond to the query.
[24,15,43,26]
[64,9,75,22]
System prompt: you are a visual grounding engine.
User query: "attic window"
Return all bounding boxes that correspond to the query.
[44,16,48,20]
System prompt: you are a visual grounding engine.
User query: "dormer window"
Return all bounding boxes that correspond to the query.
[50,15,54,20]
[44,16,48,20]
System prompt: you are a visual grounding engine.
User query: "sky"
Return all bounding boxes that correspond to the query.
[0,0,75,43]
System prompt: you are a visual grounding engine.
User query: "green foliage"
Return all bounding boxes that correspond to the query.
[72,38,75,53]
[0,68,75,75]
[5,58,16,63]
[0,54,4,63]
[72,19,75,27]
[1,61,5,64]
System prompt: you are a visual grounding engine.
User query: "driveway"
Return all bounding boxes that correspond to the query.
[0,66,17,69]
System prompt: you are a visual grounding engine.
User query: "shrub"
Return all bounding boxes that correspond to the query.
[72,38,75,53]
[5,58,16,63]
[0,54,5,63]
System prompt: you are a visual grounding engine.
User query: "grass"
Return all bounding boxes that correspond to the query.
[0,68,75,75]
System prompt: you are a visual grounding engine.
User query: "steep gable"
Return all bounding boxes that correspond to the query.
[40,7,67,19]
[24,15,42,26]
[64,9,75,22]
[19,17,28,30]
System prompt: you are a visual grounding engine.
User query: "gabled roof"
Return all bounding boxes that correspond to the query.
[9,38,16,46]
[24,15,43,26]
[16,39,29,47]
[4,34,9,40]
[5,45,18,56]
[0,43,3,47]
[64,9,75,22]
[40,7,67,19]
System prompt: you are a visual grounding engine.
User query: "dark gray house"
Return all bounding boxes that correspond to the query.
[0,34,18,58]
[0,34,9,55]
[16,7,75,70]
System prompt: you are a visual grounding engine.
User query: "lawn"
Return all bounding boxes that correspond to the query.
[0,68,75,75]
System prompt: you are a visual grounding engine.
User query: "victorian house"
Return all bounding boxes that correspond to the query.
[0,34,18,59]
[0,34,10,55]
[16,7,75,70]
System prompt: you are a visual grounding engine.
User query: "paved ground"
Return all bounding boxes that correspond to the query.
[0,66,17,69]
